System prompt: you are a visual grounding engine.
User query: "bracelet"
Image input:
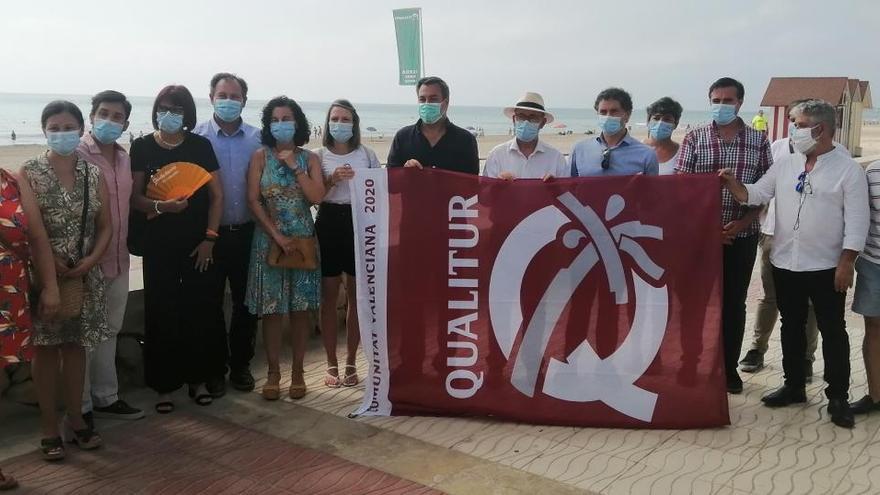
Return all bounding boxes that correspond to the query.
[153,200,162,215]
[205,228,219,237]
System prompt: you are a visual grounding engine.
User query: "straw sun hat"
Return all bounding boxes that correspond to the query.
[503,92,554,124]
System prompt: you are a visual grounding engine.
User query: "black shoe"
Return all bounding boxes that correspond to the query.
[739,350,764,373]
[727,376,743,394]
[206,377,226,398]
[229,367,255,392]
[849,395,880,415]
[94,400,145,420]
[82,411,95,431]
[761,385,807,407]
[805,360,813,384]
[828,398,855,428]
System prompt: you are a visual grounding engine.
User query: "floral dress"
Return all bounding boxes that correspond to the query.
[246,148,320,315]
[0,169,34,367]
[22,154,109,347]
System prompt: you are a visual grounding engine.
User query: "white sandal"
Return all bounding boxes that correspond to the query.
[342,365,359,387]
[324,366,341,388]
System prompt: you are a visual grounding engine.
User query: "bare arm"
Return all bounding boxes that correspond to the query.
[66,174,111,278]
[131,171,188,215]
[15,170,59,319]
[296,152,326,205]
[247,149,291,252]
[189,172,223,272]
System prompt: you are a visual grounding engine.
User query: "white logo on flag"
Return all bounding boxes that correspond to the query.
[488,192,667,422]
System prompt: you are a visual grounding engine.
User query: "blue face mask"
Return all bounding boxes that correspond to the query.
[597,115,623,135]
[711,103,737,125]
[329,122,354,143]
[648,120,675,140]
[514,120,540,142]
[419,102,443,125]
[46,130,81,156]
[271,121,296,143]
[156,111,184,133]
[213,99,242,123]
[92,119,124,144]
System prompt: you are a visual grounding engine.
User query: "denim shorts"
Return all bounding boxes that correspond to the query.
[853,257,880,317]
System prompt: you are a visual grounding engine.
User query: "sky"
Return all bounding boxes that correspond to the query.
[1,0,879,110]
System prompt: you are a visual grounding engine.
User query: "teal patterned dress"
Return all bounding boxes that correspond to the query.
[246,148,320,316]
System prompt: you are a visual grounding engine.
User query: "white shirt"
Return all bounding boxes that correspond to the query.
[319,145,380,204]
[863,161,880,264]
[482,139,569,179]
[761,139,849,236]
[658,149,680,175]
[744,143,870,272]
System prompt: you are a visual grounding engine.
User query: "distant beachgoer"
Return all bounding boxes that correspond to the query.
[643,97,683,175]
[677,76,771,395]
[752,109,768,133]
[10,131,15,143]
[130,84,225,414]
[570,87,658,177]
[483,92,567,181]
[315,99,379,389]
[22,100,111,460]
[387,76,479,174]
[76,90,144,425]
[193,72,262,396]
[128,131,134,144]
[245,96,323,401]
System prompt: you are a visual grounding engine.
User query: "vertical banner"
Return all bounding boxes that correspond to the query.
[353,169,728,429]
[392,8,423,86]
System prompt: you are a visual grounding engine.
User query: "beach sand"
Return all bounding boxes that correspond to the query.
[2,125,879,172]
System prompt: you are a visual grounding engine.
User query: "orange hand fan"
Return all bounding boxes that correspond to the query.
[146,162,212,201]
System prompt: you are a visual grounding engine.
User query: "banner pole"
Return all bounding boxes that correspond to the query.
[419,8,425,77]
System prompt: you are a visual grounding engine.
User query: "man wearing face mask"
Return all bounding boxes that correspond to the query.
[75,90,144,425]
[677,77,772,395]
[387,76,479,174]
[193,73,261,396]
[719,99,869,428]
[483,92,567,180]
[570,87,658,177]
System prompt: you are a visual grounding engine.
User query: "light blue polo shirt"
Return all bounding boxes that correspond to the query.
[570,132,659,177]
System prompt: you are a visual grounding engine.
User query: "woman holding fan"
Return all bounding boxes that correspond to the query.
[129,85,225,413]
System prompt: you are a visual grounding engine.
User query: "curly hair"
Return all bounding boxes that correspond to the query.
[260,96,310,147]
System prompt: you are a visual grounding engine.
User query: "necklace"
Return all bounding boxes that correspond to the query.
[155,131,183,149]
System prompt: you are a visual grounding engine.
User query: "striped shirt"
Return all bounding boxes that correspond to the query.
[676,118,772,237]
[864,161,880,263]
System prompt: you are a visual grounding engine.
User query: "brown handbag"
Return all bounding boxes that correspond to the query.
[267,236,318,270]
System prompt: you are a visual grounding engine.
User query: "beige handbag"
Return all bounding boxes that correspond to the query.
[267,237,318,270]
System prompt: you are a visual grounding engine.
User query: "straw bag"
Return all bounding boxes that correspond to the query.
[268,237,317,270]
[56,168,90,320]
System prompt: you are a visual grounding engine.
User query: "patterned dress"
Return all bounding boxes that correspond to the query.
[246,148,320,315]
[0,169,34,367]
[22,154,109,347]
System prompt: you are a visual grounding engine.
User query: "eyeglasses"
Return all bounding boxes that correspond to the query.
[794,171,812,231]
[156,104,184,114]
[514,114,544,124]
[601,148,612,170]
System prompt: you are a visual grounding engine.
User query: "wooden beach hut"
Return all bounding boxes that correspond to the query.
[760,77,872,157]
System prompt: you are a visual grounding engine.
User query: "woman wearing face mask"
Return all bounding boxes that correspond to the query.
[19,100,112,460]
[129,85,225,413]
[314,99,379,388]
[246,96,324,400]
[644,97,683,175]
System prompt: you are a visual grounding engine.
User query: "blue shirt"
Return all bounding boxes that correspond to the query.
[570,132,659,177]
[193,117,261,225]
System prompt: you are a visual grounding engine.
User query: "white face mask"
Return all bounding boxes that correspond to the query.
[790,124,820,154]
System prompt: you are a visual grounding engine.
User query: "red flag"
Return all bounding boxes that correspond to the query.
[352,168,727,428]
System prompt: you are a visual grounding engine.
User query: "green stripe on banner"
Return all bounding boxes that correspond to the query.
[392,8,422,86]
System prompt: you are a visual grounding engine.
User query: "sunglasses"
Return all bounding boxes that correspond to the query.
[601,148,612,170]
[795,171,812,194]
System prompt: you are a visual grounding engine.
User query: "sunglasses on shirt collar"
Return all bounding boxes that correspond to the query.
[601,148,612,170]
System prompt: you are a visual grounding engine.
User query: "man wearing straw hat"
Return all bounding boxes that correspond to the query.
[483,92,568,180]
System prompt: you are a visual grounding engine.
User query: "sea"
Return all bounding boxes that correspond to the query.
[2,92,879,146]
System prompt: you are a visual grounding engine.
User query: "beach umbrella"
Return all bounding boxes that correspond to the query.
[365,126,377,140]
[466,126,476,130]
[552,123,567,128]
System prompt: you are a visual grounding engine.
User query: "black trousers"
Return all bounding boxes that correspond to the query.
[216,222,257,374]
[722,235,759,381]
[143,244,227,394]
[773,267,849,399]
